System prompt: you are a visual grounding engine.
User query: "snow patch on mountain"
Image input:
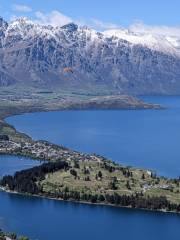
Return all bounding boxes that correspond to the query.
[0,16,180,95]
[3,17,180,56]
[103,28,180,56]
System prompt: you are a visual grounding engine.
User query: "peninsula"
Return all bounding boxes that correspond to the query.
[0,96,180,214]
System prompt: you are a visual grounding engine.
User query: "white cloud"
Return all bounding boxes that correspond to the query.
[35,11,72,27]
[12,4,32,13]
[129,21,180,37]
[33,10,119,30]
[80,18,180,37]
[9,7,180,38]
[89,19,120,30]
[76,18,120,30]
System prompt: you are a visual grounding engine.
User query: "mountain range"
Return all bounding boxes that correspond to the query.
[0,17,180,95]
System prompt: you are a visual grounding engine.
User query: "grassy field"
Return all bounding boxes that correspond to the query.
[41,160,180,205]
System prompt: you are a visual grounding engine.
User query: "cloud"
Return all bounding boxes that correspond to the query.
[33,10,119,30]
[79,18,180,37]
[9,8,180,38]
[89,19,120,30]
[35,11,72,27]
[12,4,32,13]
[76,18,120,30]
[129,21,180,37]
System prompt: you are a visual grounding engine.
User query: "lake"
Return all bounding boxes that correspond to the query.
[0,155,40,177]
[0,96,180,239]
[6,96,180,177]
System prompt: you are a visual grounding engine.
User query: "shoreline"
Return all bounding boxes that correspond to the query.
[0,94,163,120]
[0,187,179,216]
[1,98,179,215]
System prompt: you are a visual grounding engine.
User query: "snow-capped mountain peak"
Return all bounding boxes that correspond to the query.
[61,22,78,32]
[10,17,34,26]
[103,28,180,56]
[3,16,180,56]
[0,16,180,95]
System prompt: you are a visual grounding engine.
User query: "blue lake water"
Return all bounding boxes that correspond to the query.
[6,96,180,177]
[0,96,180,240]
[0,155,40,177]
[0,190,180,240]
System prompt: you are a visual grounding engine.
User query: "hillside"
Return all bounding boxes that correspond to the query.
[0,17,180,95]
[1,131,180,213]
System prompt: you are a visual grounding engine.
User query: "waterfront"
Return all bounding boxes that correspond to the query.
[1,96,180,239]
[7,96,180,177]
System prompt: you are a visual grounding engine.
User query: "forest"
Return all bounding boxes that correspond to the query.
[0,161,69,194]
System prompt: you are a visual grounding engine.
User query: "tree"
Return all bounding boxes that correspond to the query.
[98,171,103,179]
[142,173,145,180]
[18,237,29,240]
[0,161,69,194]
[73,161,80,169]
[126,181,131,190]
[83,167,90,175]
[98,194,105,202]
[85,176,91,181]
[109,180,117,190]
[70,169,77,178]
[7,233,17,240]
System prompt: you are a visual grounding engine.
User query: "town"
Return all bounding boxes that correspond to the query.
[0,134,105,163]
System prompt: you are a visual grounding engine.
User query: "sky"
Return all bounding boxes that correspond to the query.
[0,0,180,33]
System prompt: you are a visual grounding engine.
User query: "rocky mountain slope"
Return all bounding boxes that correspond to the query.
[0,17,180,95]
